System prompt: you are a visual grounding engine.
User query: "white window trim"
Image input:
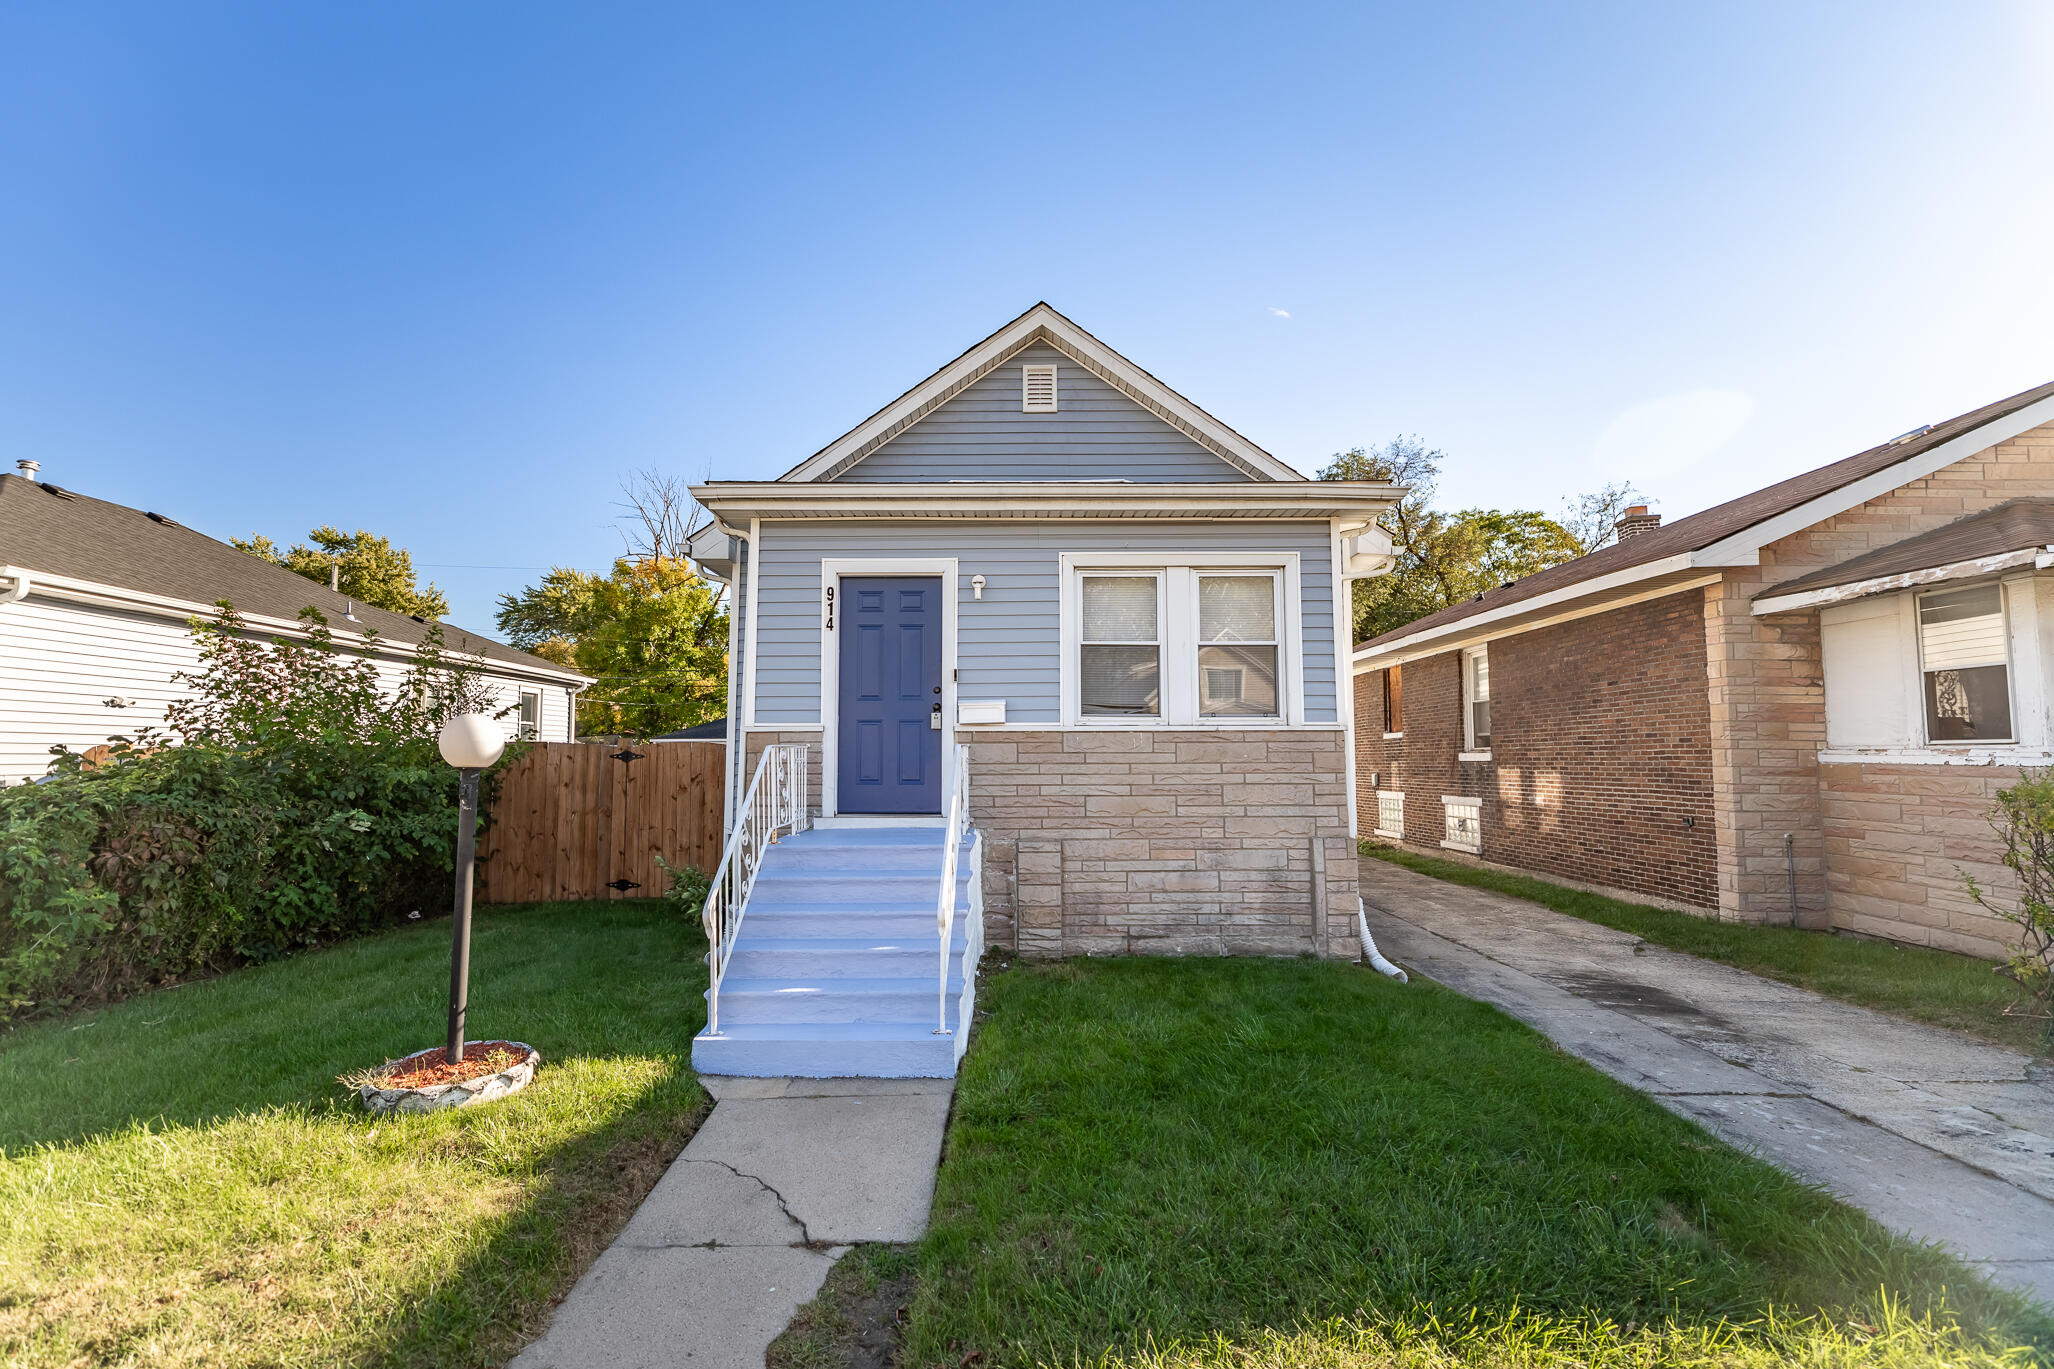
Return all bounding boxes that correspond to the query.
[1382,731,1404,740]
[1374,790,1405,840]
[1441,794,1481,854]
[816,557,960,819]
[517,687,542,741]
[1461,643,1491,754]
[1914,578,2019,748]
[1058,552,1304,727]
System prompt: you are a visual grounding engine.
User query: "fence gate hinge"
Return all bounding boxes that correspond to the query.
[611,748,644,765]
[606,878,642,891]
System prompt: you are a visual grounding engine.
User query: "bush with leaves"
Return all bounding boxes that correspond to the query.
[1965,768,2054,1037]
[0,606,513,1025]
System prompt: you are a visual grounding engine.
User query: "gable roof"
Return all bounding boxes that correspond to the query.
[0,474,585,682]
[778,303,1306,483]
[1354,376,2054,663]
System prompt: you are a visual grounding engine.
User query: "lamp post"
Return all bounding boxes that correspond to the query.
[437,714,506,1066]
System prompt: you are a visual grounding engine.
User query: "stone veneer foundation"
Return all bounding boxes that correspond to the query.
[747,728,1361,959]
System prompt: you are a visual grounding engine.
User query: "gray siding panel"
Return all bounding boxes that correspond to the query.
[837,344,1250,483]
[750,521,1336,726]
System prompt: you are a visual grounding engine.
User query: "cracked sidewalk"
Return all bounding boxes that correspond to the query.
[510,1076,953,1368]
[1362,858,2054,1306]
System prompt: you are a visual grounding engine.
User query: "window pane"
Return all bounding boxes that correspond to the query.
[1919,584,2005,670]
[1082,645,1160,715]
[1082,576,1157,642]
[1199,645,1277,716]
[1925,664,2011,741]
[1198,575,1275,642]
[1472,700,1491,748]
[1470,650,1490,702]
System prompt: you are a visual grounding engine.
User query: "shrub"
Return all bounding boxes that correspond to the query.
[654,856,712,923]
[1965,767,2054,1037]
[0,606,514,1025]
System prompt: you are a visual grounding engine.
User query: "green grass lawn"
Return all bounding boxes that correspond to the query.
[901,956,2049,1368]
[0,899,709,1369]
[1363,843,2050,1057]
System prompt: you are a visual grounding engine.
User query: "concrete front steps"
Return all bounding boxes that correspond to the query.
[691,826,979,1078]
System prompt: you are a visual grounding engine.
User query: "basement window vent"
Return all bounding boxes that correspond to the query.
[1441,795,1481,854]
[1022,364,1058,413]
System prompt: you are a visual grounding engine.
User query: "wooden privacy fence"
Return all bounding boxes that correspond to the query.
[479,741,727,904]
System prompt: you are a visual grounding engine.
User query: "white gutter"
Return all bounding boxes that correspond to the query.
[0,567,30,607]
[690,481,1400,524]
[1751,547,2046,615]
[4,566,590,687]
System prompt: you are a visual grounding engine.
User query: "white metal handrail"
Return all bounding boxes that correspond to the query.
[935,744,973,1036]
[702,742,808,1037]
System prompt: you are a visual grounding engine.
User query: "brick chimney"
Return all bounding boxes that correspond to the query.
[1613,503,1661,541]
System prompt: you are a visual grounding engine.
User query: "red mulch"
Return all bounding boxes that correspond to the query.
[374,1041,530,1090]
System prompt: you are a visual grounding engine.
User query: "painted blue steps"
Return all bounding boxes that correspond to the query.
[691,826,979,1079]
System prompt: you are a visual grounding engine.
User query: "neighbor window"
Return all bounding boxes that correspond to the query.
[1918,584,2011,743]
[1197,574,1279,717]
[518,689,542,741]
[1462,646,1491,752]
[1081,574,1162,717]
[1382,665,1403,733]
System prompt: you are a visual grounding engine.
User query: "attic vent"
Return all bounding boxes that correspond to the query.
[38,483,76,501]
[145,511,181,528]
[1022,364,1058,413]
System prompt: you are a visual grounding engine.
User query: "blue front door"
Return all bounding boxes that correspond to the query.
[838,576,943,814]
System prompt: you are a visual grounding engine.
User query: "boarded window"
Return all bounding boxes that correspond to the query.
[1382,665,1403,732]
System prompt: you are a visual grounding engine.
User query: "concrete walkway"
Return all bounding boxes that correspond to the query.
[511,1075,952,1369]
[1362,861,2054,1305]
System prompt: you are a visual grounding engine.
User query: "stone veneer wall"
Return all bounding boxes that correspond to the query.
[1707,418,2054,928]
[969,730,1360,958]
[744,727,1362,958]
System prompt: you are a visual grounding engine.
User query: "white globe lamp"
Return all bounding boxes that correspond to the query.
[436,713,505,1065]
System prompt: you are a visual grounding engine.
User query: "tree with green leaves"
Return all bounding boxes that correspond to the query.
[233,527,450,620]
[1320,437,1587,642]
[498,557,727,736]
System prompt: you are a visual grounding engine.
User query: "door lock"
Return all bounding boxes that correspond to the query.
[930,701,942,730]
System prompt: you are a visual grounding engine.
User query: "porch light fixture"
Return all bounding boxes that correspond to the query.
[437,714,506,1065]
[971,574,986,600]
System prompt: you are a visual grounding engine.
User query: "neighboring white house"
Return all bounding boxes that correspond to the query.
[0,464,589,783]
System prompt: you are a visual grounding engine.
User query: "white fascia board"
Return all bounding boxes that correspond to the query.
[1751,548,2042,615]
[779,305,1306,483]
[1691,392,2054,568]
[691,481,1397,523]
[1351,555,1714,671]
[6,565,592,686]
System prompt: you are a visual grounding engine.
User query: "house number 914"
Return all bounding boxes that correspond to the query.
[824,585,834,631]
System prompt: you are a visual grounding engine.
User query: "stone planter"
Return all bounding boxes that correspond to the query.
[358,1041,540,1114]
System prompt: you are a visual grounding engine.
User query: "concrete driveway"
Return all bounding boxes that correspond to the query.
[1362,859,2054,1305]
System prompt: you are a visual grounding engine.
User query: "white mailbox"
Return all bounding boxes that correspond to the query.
[958,699,1006,725]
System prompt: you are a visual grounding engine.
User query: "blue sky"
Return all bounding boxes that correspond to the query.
[5,3,2052,635]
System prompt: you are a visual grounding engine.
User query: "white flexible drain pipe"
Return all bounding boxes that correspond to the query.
[1356,898,1408,982]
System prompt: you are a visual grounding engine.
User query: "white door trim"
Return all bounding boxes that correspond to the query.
[819,558,959,818]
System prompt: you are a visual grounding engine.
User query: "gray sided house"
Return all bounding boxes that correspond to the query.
[686,304,1397,1078]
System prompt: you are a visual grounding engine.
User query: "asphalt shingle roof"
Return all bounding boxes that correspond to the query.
[1356,376,2054,651]
[1759,498,2054,600]
[0,473,579,678]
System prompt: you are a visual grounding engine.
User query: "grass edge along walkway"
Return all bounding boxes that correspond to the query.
[0,898,710,1369]
[898,955,2049,1369]
[1363,841,2050,1058]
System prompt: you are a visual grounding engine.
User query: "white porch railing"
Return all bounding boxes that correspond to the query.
[935,744,982,1041]
[701,742,808,1037]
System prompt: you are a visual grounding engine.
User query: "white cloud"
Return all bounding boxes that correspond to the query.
[1266,306,1291,318]
[1591,389,1755,485]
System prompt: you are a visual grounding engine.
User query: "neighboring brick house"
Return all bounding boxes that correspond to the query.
[1354,378,2054,959]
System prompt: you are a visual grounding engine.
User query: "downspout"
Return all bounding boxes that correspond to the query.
[1356,898,1409,982]
[565,682,589,741]
[0,568,30,607]
[723,530,750,837]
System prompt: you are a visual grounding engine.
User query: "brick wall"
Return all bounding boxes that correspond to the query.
[1819,762,2015,959]
[1708,418,2054,928]
[1356,589,1716,910]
